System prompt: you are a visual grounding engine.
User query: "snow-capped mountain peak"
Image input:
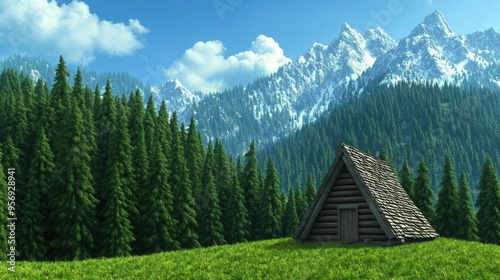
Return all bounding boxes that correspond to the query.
[150,79,204,118]
[411,10,456,39]
[364,27,397,58]
[367,10,500,88]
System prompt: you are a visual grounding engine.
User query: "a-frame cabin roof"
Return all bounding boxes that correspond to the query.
[295,143,439,243]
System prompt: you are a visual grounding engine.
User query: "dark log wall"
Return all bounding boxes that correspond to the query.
[306,166,388,242]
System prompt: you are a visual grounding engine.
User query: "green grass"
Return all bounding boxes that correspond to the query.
[3,238,499,279]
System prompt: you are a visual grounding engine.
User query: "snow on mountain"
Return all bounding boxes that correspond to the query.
[5,11,500,155]
[150,79,204,119]
[189,10,500,154]
[368,10,500,86]
[269,22,396,126]
[191,23,397,153]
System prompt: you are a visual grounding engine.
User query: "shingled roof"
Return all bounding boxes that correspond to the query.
[295,142,439,243]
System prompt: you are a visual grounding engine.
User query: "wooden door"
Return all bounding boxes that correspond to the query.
[339,208,358,242]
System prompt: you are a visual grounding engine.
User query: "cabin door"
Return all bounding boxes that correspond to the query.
[338,205,358,242]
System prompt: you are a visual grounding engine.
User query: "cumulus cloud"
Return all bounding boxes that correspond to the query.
[0,0,149,65]
[165,35,291,93]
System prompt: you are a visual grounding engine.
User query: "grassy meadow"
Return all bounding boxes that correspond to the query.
[2,238,499,279]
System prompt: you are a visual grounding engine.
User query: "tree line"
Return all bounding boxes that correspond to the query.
[0,56,317,261]
[260,81,500,195]
[392,153,500,244]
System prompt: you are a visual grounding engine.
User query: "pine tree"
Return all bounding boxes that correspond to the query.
[213,139,233,240]
[476,157,500,244]
[18,128,54,261]
[225,166,250,244]
[113,101,139,230]
[0,147,8,261]
[399,158,415,199]
[34,78,51,130]
[99,164,134,257]
[185,117,204,228]
[413,160,436,225]
[139,136,179,254]
[169,112,200,249]
[48,93,98,260]
[435,154,460,238]
[127,95,149,184]
[198,143,225,247]
[282,187,300,237]
[127,90,149,253]
[48,55,70,142]
[241,140,260,240]
[456,173,479,241]
[256,158,282,240]
[99,101,137,258]
[93,79,117,244]
[304,174,316,207]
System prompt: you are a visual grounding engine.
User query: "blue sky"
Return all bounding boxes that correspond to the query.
[0,0,499,92]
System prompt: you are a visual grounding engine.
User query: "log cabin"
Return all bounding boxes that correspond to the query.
[294,143,439,245]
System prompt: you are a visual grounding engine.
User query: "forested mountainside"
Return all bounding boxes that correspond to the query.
[193,11,500,155]
[259,81,500,194]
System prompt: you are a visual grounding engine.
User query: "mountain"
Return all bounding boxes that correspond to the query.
[192,10,500,155]
[368,11,500,86]
[3,11,500,156]
[149,79,205,119]
[192,23,396,153]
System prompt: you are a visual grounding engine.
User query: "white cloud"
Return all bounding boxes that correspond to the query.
[165,35,291,93]
[0,0,149,65]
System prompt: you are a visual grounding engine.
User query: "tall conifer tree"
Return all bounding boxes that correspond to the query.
[49,88,98,260]
[139,135,179,254]
[99,101,137,257]
[127,92,149,193]
[435,154,460,238]
[93,79,117,233]
[18,128,54,261]
[456,173,479,241]
[225,166,250,244]
[213,139,233,240]
[282,187,300,237]
[399,158,415,199]
[295,187,308,220]
[198,143,225,247]
[476,157,500,244]
[304,174,316,207]
[413,159,435,224]
[242,140,260,239]
[169,112,200,249]
[256,158,282,240]
[99,164,134,257]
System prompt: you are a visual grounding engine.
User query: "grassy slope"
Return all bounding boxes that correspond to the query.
[3,238,499,279]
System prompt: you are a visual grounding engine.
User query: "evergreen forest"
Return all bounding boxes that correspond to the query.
[1,57,500,264]
[260,81,500,194]
[0,56,312,261]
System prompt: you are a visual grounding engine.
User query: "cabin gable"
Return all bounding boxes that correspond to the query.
[295,142,439,245]
[304,162,389,243]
